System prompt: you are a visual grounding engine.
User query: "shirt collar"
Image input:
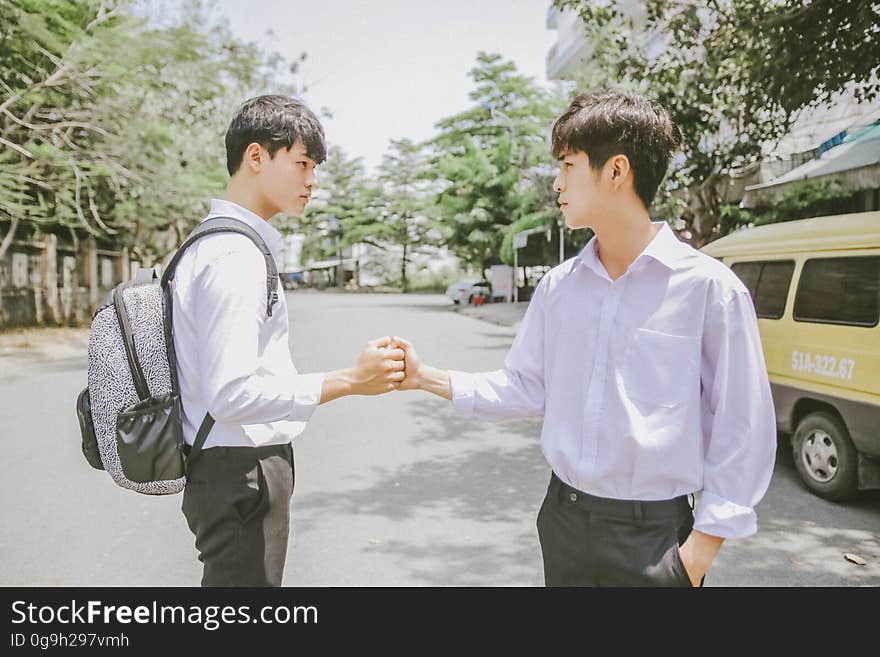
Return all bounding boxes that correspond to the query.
[205,199,285,264]
[575,221,690,279]
[638,221,692,270]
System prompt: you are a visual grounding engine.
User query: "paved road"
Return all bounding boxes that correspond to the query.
[1,292,877,586]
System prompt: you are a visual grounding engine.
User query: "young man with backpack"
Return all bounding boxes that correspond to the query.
[392,90,777,586]
[172,95,406,586]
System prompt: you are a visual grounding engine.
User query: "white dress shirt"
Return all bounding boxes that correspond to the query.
[170,199,325,449]
[449,222,776,539]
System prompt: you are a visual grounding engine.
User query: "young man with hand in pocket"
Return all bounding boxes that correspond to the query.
[393,90,776,586]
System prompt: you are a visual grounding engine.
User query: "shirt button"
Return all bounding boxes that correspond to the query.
[569,492,578,502]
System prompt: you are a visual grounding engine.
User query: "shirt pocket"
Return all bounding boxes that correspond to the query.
[621,328,700,409]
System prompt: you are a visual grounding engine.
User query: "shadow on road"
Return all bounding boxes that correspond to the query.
[295,397,547,583]
[299,398,545,524]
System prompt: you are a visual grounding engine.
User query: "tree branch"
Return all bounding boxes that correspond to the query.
[87,182,117,234]
[354,238,389,251]
[85,1,123,32]
[0,213,19,260]
[2,108,112,137]
[0,136,33,159]
[72,163,103,237]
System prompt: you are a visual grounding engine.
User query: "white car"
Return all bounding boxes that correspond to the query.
[445,279,491,305]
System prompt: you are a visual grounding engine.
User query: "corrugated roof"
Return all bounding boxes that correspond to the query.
[745,135,880,192]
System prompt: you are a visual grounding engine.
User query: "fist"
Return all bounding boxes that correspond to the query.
[351,336,407,395]
[388,336,421,391]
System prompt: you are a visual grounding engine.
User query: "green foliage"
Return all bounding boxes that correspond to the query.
[718,204,756,234]
[754,180,857,224]
[280,146,377,270]
[428,53,568,278]
[284,54,576,285]
[499,214,546,265]
[286,139,441,291]
[371,138,439,291]
[718,180,857,232]
[555,0,880,246]
[1,0,306,261]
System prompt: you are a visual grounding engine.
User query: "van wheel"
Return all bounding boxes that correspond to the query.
[792,412,858,502]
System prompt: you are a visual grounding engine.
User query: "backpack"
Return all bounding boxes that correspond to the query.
[75,216,280,495]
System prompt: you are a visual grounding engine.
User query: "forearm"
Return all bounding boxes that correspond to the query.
[417,364,452,400]
[319,369,355,405]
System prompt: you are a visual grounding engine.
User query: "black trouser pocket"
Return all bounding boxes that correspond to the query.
[232,459,270,525]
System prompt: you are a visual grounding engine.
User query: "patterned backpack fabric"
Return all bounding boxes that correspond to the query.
[75,217,279,495]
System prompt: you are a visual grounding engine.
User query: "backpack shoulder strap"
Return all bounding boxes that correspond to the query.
[160,216,279,317]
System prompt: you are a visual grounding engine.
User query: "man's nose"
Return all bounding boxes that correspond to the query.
[553,174,562,193]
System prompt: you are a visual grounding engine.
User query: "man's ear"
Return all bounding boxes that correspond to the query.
[609,154,631,189]
[242,142,264,173]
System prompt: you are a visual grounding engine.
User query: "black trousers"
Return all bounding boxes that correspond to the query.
[536,472,696,587]
[181,443,295,587]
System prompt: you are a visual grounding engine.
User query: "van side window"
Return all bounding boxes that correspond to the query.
[730,262,761,298]
[794,256,880,327]
[755,262,795,319]
[730,260,794,319]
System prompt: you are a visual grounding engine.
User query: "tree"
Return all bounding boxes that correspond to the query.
[555,0,880,246]
[0,0,133,257]
[428,53,566,278]
[371,138,437,292]
[1,0,307,265]
[281,145,377,284]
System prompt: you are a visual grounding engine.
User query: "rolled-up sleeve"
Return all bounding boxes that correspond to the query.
[193,249,323,426]
[696,287,777,539]
[448,280,546,421]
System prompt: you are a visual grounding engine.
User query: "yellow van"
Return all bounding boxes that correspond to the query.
[701,211,880,501]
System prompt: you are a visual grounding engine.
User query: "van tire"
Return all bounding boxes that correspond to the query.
[792,412,858,502]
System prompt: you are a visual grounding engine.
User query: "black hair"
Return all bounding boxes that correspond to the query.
[551,89,681,209]
[225,94,327,175]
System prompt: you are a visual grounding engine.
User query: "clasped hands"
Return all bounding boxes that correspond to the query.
[345,335,429,396]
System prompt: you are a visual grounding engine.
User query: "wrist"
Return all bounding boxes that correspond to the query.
[416,364,435,391]
[418,364,452,400]
[341,367,360,395]
[682,530,723,572]
[321,368,356,403]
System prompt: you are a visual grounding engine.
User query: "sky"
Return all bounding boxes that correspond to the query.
[208,0,559,172]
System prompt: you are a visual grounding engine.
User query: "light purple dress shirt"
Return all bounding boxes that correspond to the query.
[449,222,777,539]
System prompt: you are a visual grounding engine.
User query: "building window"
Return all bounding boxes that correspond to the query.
[794,256,880,327]
[730,260,795,320]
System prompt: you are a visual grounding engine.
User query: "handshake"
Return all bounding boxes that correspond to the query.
[327,336,450,401]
